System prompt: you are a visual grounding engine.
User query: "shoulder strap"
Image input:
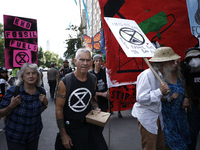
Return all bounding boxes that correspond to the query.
[88,72,96,88]
[14,86,20,97]
[87,72,99,104]
[62,72,73,96]
[37,87,45,95]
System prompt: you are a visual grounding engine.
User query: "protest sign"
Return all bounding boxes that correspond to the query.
[4,15,37,69]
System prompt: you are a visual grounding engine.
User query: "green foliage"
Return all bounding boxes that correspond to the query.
[44,50,59,68]
[0,23,5,67]
[38,47,64,68]
[64,25,85,62]
[38,46,45,67]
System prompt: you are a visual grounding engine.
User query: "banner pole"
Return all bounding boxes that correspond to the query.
[143,57,163,83]
[107,90,111,149]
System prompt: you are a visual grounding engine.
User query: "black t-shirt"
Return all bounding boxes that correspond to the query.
[185,71,200,97]
[62,73,96,120]
[90,68,108,108]
[61,66,72,78]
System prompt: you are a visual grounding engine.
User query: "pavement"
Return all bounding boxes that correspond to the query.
[0,72,200,150]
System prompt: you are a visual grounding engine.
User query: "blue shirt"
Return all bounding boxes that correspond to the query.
[0,85,46,144]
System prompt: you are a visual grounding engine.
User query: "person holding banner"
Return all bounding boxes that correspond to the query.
[132,47,182,150]
[181,47,200,150]
[55,48,108,150]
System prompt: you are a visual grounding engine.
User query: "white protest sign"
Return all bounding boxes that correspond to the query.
[104,17,156,57]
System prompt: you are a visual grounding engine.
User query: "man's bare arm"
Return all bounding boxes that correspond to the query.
[55,81,73,149]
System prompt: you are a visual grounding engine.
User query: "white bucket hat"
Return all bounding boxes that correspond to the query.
[149,47,181,62]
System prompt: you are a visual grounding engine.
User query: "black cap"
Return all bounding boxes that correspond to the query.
[0,67,7,73]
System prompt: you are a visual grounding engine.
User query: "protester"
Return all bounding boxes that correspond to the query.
[59,59,72,80]
[158,55,191,150]
[181,47,200,150]
[89,54,109,112]
[0,67,10,103]
[55,48,108,150]
[39,67,44,87]
[0,67,10,132]
[132,47,177,150]
[47,63,58,100]
[0,63,48,150]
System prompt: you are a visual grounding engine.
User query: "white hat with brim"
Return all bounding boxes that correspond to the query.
[149,47,181,62]
[185,50,200,59]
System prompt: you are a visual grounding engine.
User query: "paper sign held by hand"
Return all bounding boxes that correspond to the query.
[104,17,156,57]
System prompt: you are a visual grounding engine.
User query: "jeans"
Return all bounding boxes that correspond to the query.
[48,80,56,98]
[7,137,39,150]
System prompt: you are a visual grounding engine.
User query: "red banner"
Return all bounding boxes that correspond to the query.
[99,0,198,111]
[109,84,136,111]
[99,0,198,87]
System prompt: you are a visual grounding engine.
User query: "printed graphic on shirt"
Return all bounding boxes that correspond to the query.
[97,79,105,91]
[194,77,200,83]
[68,88,91,112]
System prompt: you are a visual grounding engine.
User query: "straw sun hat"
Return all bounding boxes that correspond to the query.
[149,47,181,62]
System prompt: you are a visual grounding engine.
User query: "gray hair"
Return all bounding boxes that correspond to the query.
[152,62,184,86]
[16,63,42,87]
[75,48,91,59]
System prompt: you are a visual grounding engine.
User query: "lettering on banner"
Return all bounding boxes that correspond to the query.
[109,85,136,111]
[13,17,32,30]
[5,31,37,39]
[9,40,37,51]
[4,15,37,69]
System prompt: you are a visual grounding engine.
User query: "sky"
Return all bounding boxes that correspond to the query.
[0,0,81,58]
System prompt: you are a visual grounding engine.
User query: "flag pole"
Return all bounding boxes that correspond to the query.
[107,93,111,149]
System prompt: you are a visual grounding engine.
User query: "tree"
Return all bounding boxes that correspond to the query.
[38,46,45,67]
[44,50,59,68]
[0,23,5,67]
[64,25,84,61]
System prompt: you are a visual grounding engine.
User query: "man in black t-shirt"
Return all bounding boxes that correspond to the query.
[181,47,200,150]
[59,60,72,80]
[89,54,109,112]
[55,49,108,150]
[90,54,123,118]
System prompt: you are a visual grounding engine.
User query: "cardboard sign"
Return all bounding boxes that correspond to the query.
[4,15,37,69]
[104,17,156,58]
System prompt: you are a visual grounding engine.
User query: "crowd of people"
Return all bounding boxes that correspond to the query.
[0,46,199,150]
